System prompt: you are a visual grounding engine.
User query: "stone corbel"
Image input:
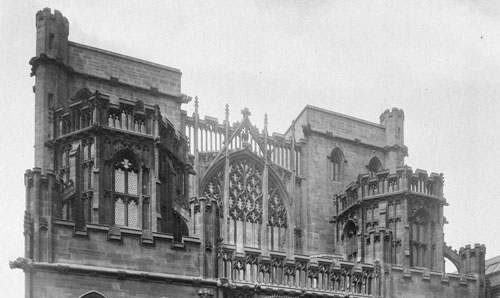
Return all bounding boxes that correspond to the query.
[9,257,34,272]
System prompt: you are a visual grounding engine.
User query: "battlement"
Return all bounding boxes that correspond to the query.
[50,220,202,276]
[36,8,69,29]
[379,107,405,123]
[460,243,486,253]
[459,243,486,276]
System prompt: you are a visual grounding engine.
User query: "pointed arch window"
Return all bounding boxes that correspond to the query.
[367,157,383,178]
[410,208,432,268]
[343,220,358,261]
[113,157,139,228]
[202,155,289,252]
[330,148,345,182]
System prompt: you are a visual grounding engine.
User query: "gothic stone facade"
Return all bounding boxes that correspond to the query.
[12,8,488,298]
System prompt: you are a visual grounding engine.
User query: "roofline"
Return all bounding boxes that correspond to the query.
[284,104,384,135]
[68,41,182,74]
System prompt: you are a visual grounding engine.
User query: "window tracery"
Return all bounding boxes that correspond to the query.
[202,156,288,251]
[113,157,140,228]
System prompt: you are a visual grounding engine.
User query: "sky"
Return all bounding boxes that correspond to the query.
[1,0,500,296]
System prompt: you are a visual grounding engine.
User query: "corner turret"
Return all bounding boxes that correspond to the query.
[459,243,486,276]
[459,244,486,297]
[380,108,406,171]
[31,8,70,172]
[35,8,69,62]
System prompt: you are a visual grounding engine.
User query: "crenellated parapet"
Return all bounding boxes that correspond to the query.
[459,244,486,278]
[48,219,202,275]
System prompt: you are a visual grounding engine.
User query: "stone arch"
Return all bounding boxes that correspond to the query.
[201,148,292,252]
[342,219,358,261]
[79,291,106,298]
[444,245,461,273]
[367,156,383,176]
[330,147,345,181]
[172,209,189,241]
[74,88,92,102]
[410,208,431,268]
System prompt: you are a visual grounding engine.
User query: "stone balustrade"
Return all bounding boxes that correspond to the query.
[336,166,443,213]
[218,246,376,296]
[185,116,302,175]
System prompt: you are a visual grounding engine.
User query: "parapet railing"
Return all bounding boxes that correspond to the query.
[335,166,443,213]
[185,116,302,175]
[54,94,157,138]
[53,93,188,162]
[218,246,377,296]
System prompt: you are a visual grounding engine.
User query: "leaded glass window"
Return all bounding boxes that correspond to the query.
[115,168,125,193]
[114,198,125,226]
[113,157,140,227]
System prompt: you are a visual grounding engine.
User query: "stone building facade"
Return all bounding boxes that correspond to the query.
[11,8,490,298]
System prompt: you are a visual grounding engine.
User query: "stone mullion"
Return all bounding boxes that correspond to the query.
[137,162,143,230]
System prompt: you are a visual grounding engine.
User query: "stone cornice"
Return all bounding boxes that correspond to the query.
[50,125,155,145]
[13,260,216,286]
[29,54,189,104]
[303,124,384,152]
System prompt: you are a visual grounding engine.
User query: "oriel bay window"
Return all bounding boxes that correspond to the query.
[113,157,139,228]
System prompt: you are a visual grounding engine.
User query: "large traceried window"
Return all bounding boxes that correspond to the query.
[114,157,139,228]
[202,156,289,252]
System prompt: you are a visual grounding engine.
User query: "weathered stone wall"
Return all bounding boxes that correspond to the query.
[385,267,480,298]
[297,106,387,147]
[52,221,202,276]
[31,271,208,298]
[68,42,181,95]
[67,43,183,130]
[300,131,386,254]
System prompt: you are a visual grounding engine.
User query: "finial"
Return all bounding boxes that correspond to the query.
[194,96,199,111]
[291,119,296,133]
[241,107,251,118]
[264,113,268,130]
[225,104,229,121]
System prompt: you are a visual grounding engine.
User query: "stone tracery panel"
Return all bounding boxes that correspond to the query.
[202,155,288,251]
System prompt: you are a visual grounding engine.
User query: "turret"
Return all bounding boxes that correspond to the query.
[459,243,486,297]
[459,243,486,276]
[379,108,406,171]
[35,8,69,62]
[31,8,70,173]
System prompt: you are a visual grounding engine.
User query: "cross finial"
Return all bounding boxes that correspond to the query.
[241,107,251,118]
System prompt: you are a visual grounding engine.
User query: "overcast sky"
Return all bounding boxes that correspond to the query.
[1,0,500,296]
